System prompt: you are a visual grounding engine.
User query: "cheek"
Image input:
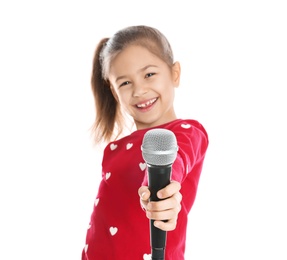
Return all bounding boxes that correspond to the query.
[110,86,119,101]
[158,78,175,92]
[117,92,130,107]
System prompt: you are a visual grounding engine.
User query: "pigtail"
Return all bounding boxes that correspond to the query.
[91,38,121,144]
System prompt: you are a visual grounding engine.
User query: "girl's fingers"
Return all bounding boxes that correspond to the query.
[147,193,182,211]
[157,181,181,199]
[153,218,178,231]
[138,186,150,201]
[146,204,181,221]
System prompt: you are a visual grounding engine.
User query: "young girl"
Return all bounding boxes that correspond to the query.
[82,25,209,260]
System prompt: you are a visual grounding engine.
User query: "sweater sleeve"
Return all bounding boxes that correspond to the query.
[142,119,209,186]
[171,120,209,183]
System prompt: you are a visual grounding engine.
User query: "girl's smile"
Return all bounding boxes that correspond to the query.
[135,97,158,110]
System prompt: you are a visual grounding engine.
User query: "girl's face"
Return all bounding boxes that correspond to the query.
[108,45,181,130]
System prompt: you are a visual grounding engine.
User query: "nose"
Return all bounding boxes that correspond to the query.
[132,81,148,97]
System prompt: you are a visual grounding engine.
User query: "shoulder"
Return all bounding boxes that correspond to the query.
[167,119,209,161]
[166,119,208,140]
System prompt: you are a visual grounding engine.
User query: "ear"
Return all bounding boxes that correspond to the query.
[172,61,181,87]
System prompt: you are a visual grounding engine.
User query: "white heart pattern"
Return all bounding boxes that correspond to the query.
[110,143,118,150]
[105,172,111,180]
[181,123,191,129]
[94,198,99,206]
[126,143,133,150]
[143,253,151,260]
[109,226,118,236]
[139,162,146,171]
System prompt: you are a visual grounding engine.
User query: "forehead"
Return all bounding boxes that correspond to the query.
[108,45,165,78]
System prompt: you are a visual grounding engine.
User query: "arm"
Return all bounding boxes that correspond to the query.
[138,120,209,231]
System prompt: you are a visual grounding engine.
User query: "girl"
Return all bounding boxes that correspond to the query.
[82,25,209,260]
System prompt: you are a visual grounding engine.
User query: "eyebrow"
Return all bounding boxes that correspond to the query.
[115,65,159,83]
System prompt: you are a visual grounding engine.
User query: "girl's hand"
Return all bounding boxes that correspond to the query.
[138,181,182,231]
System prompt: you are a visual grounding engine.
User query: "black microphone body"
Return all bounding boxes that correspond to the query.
[148,164,171,260]
[141,129,178,260]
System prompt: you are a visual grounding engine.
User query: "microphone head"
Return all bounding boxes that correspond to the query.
[141,128,178,166]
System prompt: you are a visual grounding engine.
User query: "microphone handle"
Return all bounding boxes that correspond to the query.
[148,164,172,260]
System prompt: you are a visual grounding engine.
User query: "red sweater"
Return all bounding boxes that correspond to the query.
[82,119,209,260]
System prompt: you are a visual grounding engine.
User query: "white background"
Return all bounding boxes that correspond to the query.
[0,0,286,259]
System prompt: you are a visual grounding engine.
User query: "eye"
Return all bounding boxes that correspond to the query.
[119,81,130,87]
[145,72,155,78]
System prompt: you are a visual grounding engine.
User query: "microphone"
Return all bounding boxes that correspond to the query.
[141,128,178,260]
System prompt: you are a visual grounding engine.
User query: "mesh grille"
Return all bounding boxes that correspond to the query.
[141,128,178,166]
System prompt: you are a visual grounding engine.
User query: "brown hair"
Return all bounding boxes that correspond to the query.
[91,25,174,144]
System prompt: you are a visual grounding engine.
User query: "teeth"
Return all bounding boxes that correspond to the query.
[137,98,157,108]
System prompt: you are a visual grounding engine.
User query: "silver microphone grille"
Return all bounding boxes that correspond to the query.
[141,128,178,166]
